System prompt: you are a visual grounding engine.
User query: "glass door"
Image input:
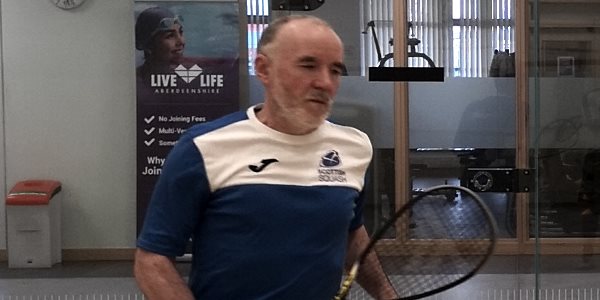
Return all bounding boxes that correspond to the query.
[403,0,535,298]
[532,0,600,296]
[400,0,600,297]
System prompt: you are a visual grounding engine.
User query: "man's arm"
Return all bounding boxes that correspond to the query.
[345,225,397,299]
[134,248,195,300]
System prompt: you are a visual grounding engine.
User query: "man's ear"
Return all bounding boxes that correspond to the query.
[254,53,269,83]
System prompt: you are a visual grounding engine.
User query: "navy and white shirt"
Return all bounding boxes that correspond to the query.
[137,104,373,299]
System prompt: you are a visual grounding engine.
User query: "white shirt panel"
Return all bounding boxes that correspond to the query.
[194,106,373,192]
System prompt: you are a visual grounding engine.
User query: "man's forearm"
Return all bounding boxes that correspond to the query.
[356,251,397,299]
[346,226,397,299]
[134,248,195,300]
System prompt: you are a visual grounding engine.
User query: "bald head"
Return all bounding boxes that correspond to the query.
[257,15,342,56]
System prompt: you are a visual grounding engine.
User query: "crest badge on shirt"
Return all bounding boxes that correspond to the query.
[318,150,347,182]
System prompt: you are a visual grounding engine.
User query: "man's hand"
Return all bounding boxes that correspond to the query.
[134,248,195,300]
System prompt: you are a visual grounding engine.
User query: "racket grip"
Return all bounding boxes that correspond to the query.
[333,263,359,300]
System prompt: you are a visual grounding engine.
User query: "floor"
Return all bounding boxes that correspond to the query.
[0,261,143,298]
[1,256,600,299]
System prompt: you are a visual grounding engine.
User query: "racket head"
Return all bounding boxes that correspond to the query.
[347,185,497,300]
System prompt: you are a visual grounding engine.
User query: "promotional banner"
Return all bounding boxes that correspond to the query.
[134,1,240,232]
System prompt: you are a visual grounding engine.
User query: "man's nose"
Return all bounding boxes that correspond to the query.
[313,68,337,91]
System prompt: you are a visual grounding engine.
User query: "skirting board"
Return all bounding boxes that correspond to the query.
[0,249,135,261]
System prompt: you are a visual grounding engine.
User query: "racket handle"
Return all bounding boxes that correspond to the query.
[333,263,359,300]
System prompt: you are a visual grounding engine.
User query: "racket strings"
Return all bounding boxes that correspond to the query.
[360,189,495,299]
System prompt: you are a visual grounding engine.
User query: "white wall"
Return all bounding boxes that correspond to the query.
[1,0,137,249]
[0,3,5,249]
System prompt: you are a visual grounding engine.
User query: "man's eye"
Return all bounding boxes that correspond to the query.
[300,64,316,69]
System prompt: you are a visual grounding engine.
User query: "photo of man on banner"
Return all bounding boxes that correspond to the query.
[134,2,239,104]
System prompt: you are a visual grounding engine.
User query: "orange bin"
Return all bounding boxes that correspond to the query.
[6,180,62,268]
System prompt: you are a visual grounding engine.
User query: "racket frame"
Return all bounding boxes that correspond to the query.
[334,184,498,300]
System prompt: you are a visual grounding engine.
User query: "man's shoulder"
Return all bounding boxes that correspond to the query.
[320,122,373,158]
[324,121,371,143]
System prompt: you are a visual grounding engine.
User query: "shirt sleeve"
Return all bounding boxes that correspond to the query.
[136,130,211,257]
[349,167,371,231]
[348,130,373,232]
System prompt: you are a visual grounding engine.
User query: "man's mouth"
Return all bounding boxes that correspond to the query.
[307,94,330,105]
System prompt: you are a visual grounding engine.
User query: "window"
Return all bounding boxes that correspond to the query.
[363,0,514,77]
[450,0,514,77]
[247,0,270,75]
